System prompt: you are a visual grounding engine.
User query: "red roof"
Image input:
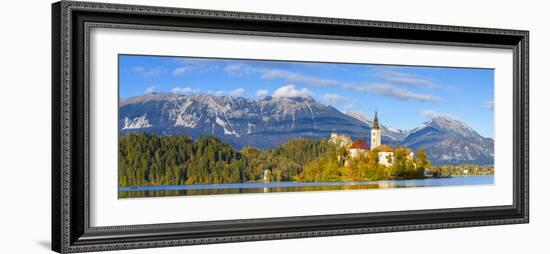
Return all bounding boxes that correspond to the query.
[350,140,369,150]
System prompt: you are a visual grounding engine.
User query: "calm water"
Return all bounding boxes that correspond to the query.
[119,175,494,198]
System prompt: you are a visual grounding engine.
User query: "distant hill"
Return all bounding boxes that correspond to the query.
[402,116,494,165]
[120,93,494,165]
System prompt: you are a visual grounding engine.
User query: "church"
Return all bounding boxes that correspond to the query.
[329,111,413,166]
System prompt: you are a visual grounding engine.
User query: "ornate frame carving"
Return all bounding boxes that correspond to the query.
[52,1,529,253]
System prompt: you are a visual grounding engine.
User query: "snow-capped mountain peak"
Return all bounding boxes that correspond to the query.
[413,116,480,139]
[119,92,493,165]
[345,111,370,124]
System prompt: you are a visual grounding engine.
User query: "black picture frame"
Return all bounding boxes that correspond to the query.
[51,1,529,253]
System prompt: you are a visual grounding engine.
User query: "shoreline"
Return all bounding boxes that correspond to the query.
[119,174,495,192]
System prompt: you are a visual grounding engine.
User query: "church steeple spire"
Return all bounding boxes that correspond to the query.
[373,110,380,130]
[370,110,381,149]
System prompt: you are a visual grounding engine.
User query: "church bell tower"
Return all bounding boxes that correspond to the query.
[371,111,381,148]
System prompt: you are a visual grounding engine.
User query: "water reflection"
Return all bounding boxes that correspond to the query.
[118,175,494,199]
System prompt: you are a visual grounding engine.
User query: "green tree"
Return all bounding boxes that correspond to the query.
[414,148,430,178]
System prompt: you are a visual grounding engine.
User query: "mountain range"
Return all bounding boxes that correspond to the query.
[119,93,494,165]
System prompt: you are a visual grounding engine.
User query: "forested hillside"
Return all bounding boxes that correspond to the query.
[119,133,431,187]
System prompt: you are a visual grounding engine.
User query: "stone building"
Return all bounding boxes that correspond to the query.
[328,132,352,148]
[330,110,414,166]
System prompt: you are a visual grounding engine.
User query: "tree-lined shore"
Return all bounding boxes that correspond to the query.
[119,133,480,187]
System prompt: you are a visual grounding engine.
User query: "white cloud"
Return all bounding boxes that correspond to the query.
[260,69,339,87]
[173,58,221,73]
[484,100,494,110]
[258,68,440,102]
[154,62,442,103]
[272,85,312,98]
[375,68,442,88]
[228,88,245,97]
[175,58,219,65]
[172,67,192,76]
[349,83,441,102]
[321,93,346,103]
[421,109,455,118]
[145,85,158,93]
[255,89,269,97]
[131,62,443,103]
[132,67,163,78]
[171,86,200,95]
[225,64,256,76]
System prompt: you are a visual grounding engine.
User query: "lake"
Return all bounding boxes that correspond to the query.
[118,175,494,198]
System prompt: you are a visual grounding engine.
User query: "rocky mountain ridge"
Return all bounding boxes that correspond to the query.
[119,92,494,165]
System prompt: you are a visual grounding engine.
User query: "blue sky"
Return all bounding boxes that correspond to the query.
[119,55,494,138]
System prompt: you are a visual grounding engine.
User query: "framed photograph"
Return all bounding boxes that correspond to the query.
[52,1,529,253]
